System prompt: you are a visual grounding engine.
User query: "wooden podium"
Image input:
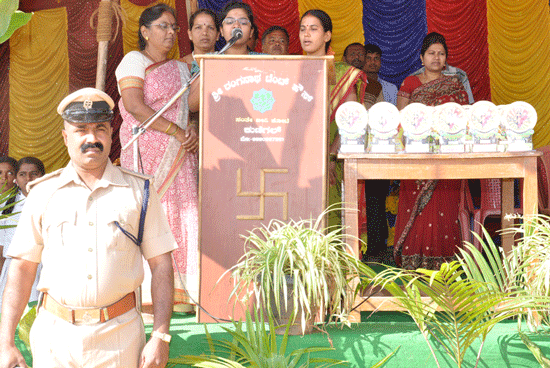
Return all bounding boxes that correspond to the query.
[197,55,331,322]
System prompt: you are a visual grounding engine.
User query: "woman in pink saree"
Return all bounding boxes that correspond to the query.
[116,4,199,308]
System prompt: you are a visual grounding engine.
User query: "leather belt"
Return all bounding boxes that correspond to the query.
[40,292,136,325]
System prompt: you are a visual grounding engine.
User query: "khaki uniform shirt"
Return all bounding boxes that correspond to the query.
[8,161,177,308]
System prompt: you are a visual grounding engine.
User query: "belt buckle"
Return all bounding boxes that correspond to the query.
[73,308,102,325]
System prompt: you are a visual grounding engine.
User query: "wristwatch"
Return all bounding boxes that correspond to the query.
[151,330,171,343]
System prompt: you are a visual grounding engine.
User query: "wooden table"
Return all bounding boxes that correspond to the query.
[339,152,541,312]
[339,152,540,256]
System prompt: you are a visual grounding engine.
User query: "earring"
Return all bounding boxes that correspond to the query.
[145,36,149,41]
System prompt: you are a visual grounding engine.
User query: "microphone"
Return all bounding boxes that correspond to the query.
[217,28,244,54]
[230,28,243,43]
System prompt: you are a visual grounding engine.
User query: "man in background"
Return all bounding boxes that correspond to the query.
[342,42,385,108]
[261,25,289,55]
[342,43,389,262]
[363,44,398,106]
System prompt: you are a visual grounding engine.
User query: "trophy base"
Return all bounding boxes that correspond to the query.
[440,144,465,153]
[506,141,532,152]
[472,144,498,153]
[370,144,396,153]
[405,143,430,153]
[340,144,365,153]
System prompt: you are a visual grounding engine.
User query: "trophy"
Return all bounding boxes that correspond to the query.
[401,103,434,153]
[501,101,537,152]
[435,102,468,153]
[469,101,500,152]
[367,102,400,153]
[335,101,368,153]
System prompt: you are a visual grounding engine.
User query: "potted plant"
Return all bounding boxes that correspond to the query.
[227,208,374,335]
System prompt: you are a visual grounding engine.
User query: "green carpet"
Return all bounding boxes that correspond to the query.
[166,312,549,368]
[15,311,550,367]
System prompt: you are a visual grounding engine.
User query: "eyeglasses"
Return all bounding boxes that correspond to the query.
[150,22,180,32]
[222,17,251,26]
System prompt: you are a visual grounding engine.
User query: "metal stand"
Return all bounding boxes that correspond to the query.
[121,30,242,320]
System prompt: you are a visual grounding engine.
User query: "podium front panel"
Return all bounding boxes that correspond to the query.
[198,56,328,322]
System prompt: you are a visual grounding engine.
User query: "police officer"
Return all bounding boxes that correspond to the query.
[0,88,177,368]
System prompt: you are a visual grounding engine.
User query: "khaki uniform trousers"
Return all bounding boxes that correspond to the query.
[30,307,145,368]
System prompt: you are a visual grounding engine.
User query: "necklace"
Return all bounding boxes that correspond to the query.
[143,49,164,63]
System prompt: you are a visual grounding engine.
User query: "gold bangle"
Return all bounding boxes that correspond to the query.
[169,125,178,136]
[164,122,174,134]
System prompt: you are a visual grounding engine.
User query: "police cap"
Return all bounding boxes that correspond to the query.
[57,88,115,123]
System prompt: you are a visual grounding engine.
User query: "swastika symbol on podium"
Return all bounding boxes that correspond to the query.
[236,168,289,220]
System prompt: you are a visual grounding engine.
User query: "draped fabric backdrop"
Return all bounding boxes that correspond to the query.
[9,8,70,171]
[1,0,550,171]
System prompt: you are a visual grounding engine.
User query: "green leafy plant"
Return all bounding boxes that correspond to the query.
[0,0,32,44]
[227,208,375,334]
[367,260,550,368]
[0,186,20,228]
[457,215,550,366]
[17,305,36,352]
[168,308,347,367]
[519,331,550,368]
[458,218,550,331]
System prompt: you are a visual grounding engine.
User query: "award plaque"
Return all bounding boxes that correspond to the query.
[436,102,467,153]
[367,102,400,153]
[469,100,500,152]
[335,101,368,153]
[502,101,536,151]
[401,103,434,153]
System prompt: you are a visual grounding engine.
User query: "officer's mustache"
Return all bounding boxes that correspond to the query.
[80,142,104,153]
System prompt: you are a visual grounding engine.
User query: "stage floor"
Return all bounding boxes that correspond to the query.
[15,311,550,367]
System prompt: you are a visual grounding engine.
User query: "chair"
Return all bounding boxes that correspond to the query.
[458,179,476,247]
[470,178,523,248]
[536,146,550,216]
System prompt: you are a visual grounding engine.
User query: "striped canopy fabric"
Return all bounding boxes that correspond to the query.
[1,0,549,170]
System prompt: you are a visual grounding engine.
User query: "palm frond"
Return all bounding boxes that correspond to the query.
[519,332,550,368]
[369,260,550,368]
[459,215,550,332]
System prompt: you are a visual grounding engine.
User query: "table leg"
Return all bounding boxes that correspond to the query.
[523,156,538,218]
[501,179,514,255]
[343,159,360,259]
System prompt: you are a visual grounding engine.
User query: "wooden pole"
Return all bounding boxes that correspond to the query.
[95,0,113,91]
[186,0,198,23]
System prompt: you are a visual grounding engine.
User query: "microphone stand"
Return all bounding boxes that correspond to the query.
[122,33,242,152]
[122,31,242,315]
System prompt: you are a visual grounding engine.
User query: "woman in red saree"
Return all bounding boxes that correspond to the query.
[394,32,469,270]
[116,4,199,307]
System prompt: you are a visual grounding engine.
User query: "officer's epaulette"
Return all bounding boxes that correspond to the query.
[119,167,153,181]
[28,168,64,190]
